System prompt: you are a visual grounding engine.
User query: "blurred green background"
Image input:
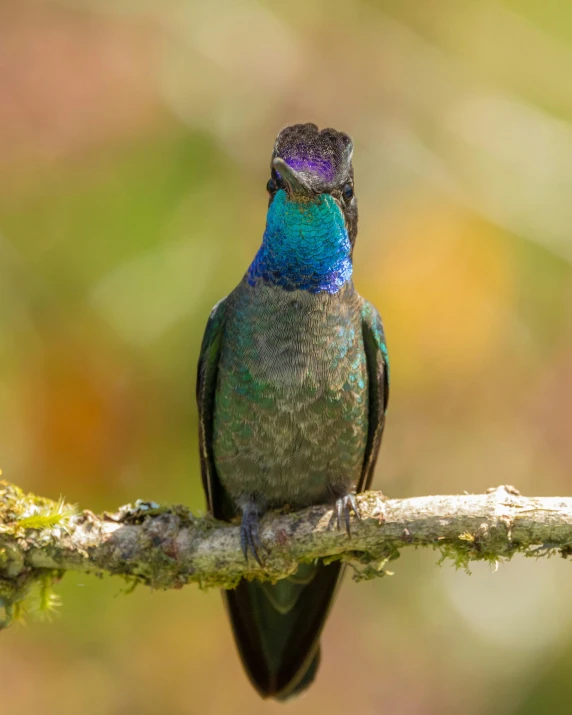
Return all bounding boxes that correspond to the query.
[1,0,572,713]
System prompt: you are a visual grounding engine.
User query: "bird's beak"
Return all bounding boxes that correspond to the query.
[272,158,312,197]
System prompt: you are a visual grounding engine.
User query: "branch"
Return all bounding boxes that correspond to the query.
[1,480,572,624]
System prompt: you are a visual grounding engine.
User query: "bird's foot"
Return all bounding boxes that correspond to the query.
[333,493,361,537]
[240,507,266,567]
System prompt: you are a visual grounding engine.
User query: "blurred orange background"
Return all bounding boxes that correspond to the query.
[1,1,572,713]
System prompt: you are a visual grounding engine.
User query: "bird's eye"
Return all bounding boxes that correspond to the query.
[342,183,354,202]
[267,178,277,194]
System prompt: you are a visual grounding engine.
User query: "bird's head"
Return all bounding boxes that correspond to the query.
[267,123,358,246]
[249,124,357,294]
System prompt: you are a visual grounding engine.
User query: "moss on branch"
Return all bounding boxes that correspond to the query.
[1,480,572,627]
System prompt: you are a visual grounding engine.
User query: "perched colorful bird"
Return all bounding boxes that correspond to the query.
[197,123,389,700]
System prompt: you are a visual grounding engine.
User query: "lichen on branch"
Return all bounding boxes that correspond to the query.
[1,479,572,628]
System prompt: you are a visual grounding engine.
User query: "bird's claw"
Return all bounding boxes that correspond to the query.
[240,509,266,567]
[333,493,361,537]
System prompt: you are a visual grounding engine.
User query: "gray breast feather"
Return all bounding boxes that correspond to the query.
[212,279,369,509]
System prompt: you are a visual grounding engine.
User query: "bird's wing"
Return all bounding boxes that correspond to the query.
[196,297,228,517]
[359,299,390,492]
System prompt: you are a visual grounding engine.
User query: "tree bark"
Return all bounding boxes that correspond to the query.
[1,480,571,624]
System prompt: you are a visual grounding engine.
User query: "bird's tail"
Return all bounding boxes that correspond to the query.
[223,561,343,700]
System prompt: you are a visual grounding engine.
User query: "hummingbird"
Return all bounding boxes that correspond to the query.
[196,123,389,700]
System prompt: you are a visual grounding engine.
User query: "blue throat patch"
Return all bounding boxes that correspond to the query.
[248,190,352,294]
